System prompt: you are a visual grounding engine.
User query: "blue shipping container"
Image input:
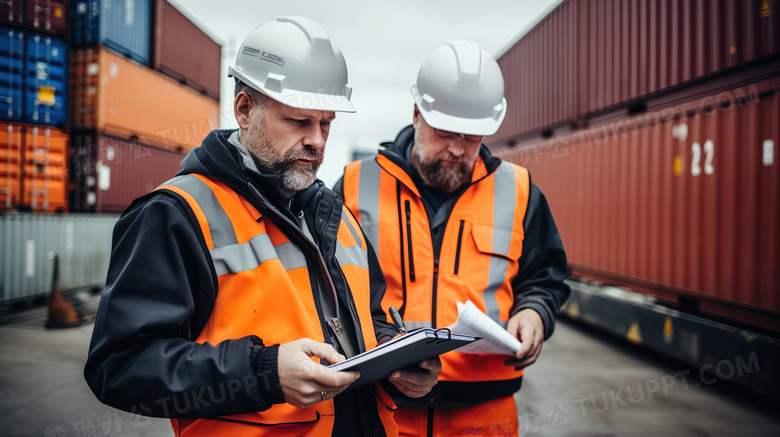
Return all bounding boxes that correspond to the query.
[24,33,69,127]
[1,27,24,122]
[71,0,150,65]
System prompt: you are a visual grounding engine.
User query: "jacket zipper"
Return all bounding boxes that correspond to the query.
[404,200,416,282]
[453,219,464,275]
[246,183,340,351]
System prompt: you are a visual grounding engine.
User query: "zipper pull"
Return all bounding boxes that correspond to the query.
[327,317,357,358]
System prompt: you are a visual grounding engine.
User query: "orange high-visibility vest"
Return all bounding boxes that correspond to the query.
[342,155,530,388]
[157,174,397,437]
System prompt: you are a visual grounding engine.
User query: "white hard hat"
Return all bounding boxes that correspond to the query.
[411,41,506,135]
[228,16,355,112]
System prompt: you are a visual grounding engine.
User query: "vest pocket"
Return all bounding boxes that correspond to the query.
[471,223,523,261]
[216,404,325,427]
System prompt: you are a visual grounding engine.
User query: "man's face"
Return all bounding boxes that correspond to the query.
[411,109,483,192]
[242,97,336,197]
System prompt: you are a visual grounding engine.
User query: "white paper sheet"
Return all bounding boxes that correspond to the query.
[446,300,522,355]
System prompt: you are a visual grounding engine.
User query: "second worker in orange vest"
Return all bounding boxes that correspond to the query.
[336,41,571,436]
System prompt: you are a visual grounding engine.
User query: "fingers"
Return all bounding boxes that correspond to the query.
[388,358,441,398]
[278,339,360,408]
[298,339,348,364]
[503,309,545,370]
[504,330,543,370]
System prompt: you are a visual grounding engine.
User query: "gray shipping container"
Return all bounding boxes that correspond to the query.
[0,213,118,304]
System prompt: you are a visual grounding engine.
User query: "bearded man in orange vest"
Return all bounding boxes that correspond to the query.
[336,41,571,436]
[84,17,440,437]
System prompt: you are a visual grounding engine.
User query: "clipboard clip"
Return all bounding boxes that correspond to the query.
[427,328,451,344]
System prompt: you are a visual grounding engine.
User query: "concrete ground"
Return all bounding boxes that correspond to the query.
[1,292,778,437]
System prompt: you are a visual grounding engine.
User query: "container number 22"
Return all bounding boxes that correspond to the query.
[691,140,714,176]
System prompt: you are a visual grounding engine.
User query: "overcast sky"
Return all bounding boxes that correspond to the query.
[167,0,562,186]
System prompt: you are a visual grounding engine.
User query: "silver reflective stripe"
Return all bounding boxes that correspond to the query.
[483,162,518,323]
[274,242,308,271]
[164,175,238,248]
[405,321,433,330]
[341,210,364,250]
[335,239,368,271]
[211,233,276,276]
[164,175,308,276]
[357,159,381,250]
[210,233,308,277]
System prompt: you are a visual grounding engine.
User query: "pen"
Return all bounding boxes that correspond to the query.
[389,306,407,335]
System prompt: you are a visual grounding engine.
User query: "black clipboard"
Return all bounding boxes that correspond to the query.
[328,328,480,390]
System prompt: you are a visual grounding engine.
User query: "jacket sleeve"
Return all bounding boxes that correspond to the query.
[511,182,571,340]
[84,193,284,418]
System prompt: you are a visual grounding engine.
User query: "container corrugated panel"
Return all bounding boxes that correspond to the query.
[1,27,25,122]
[579,0,780,118]
[25,0,69,38]
[493,0,578,146]
[491,76,780,333]
[24,31,68,126]
[22,124,67,211]
[0,213,117,303]
[153,0,220,100]
[0,0,24,28]
[491,0,780,144]
[70,46,219,151]
[71,0,151,65]
[0,122,24,209]
[0,122,66,211]
[70,131,185,212]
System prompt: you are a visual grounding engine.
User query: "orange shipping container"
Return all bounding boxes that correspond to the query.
[1,123,24,209]
[23,125,68,211]
[0,122,67,212]
[70,46,220,152]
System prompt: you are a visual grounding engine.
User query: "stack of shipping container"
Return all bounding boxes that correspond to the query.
[69,0,220,212]
[486,0,779,334]
[1,0,70,212]
[2,0,221,307]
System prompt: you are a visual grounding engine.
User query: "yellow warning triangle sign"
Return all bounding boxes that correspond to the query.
[567,301,580,318]
[626,322,642,344]
[663,317,674,340]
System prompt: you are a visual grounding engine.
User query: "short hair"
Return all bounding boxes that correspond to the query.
[234,79,270,109]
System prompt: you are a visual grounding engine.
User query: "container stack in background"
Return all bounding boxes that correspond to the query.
[1,0,70,213]
[69,0,221,213]
[1,0,221,308]
[485,0,779,389]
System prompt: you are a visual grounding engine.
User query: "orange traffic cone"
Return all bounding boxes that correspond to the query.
[46,253,83,329]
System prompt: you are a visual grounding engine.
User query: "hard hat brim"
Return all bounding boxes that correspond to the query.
[230,68,356,113]
[416,102,506,137]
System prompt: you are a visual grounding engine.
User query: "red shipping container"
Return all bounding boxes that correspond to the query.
[25,0,68,38]
[490,76,780,333]
[0,0,24,28]
[153,0,220,100]
[491,0,780,145]
[70,132,187,213]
